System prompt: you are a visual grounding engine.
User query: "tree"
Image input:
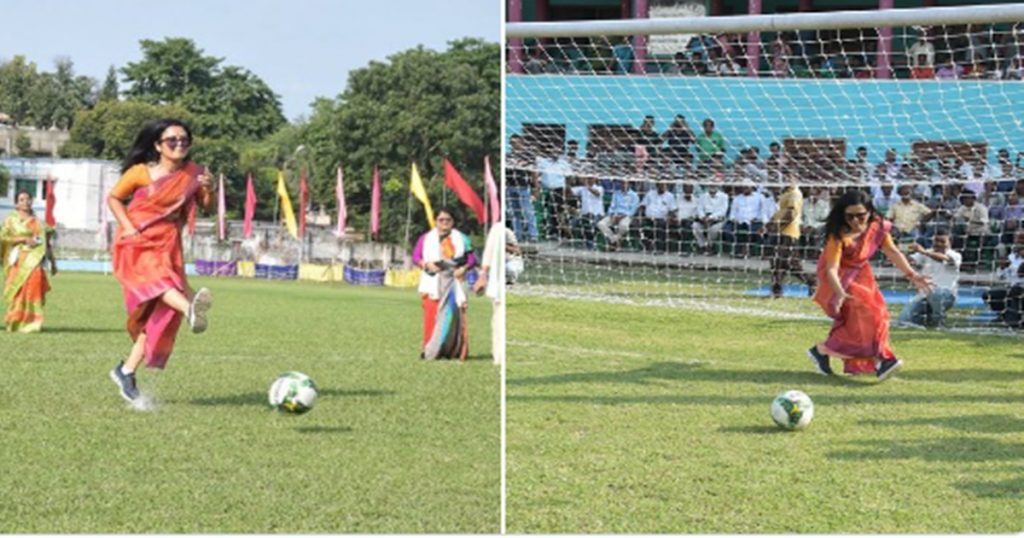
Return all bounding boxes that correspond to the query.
[121,38,285,141]
[0,56,39,125]
[98,65,119,103]
[15,134,32,155]
[61,100,192,162]
[297,38,500,244]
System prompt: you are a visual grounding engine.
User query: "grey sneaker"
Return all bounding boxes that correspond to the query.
[876,358,903,382]
[109,362,139,402]
[188,287,213,334]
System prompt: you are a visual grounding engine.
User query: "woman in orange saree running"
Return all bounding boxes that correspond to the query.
[107,118,215,402]
[1,191,57,332]
[808,189,931,381]
[412,207,477,360]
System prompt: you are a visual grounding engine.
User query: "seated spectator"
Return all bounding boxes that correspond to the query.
[722,182,764,258]
[888,185,933,244]
[662,115,695,170]
[570,176,605,250]
[850,55,874,79]
[696,119,726,164]
[979,180,1005,212]
[707,46,742,76]
[737,147,768,183]
[801,186,831,256]
[908,34,936,71]
[935,55,963,79]
[998,228,1024,265]
[675,182,700,252]
[638,182,677,253]
[952,191,990,271]
[597,180,639,251]
[872,181,898,215]
[896,230,961,328]
[983,243,1024,328]
[985,148,1019,193]
[612,36,634,74]
[693,183,730,254]
[770,35,792,77]
[1005,57,1024,80]
[910,54,936,79]
[766,141,785,182]
[995,192,1019,254]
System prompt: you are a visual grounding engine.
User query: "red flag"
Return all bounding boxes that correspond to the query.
[44,176,56,227]
[443,159,485,224]
[299,167,308,238]
[370,165,381,239]
[335,166,346,238]
[217,173,226,241]
[484,155,500,223]
[243,173,256,239]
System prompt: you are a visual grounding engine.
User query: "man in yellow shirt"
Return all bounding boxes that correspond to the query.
[887,185,933,244]
[761,175,815,298]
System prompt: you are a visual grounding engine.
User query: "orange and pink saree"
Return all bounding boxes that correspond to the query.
[112,162,202,368]
[812,218,897,375]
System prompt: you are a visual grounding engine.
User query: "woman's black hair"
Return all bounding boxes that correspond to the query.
[824,189,877,241]
[121,118,192,173]
[435,206,459,224]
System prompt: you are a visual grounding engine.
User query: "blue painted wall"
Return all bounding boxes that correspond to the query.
[506,75,1024,164]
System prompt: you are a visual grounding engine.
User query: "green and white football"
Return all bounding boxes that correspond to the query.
[268,371,318,414]
[770,390,814,430]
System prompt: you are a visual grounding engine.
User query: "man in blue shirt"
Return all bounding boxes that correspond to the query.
[597,180,640,251]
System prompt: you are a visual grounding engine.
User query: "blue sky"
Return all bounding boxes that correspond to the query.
[0,0,500,121]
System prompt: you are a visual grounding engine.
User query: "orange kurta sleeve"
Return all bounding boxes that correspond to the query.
[109,165,152,200]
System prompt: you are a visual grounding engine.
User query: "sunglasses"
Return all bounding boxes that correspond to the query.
[844,211,870,221]
[160,136,192,149]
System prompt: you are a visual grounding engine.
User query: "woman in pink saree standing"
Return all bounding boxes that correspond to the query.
[107,119,216,402]
[808,190,931,381]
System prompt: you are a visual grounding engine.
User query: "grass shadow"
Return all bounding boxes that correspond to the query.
[190,388,394,406]
[294,425,353,435]
[858,414,1024,434]
[511,362,874,388]
[508,392,1024,407]
[718,425,790,435]
[41,326,122,334]
[956,477,1024,499]
[827,437,1024,464]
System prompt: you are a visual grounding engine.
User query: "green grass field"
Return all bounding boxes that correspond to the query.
[506,292,1024,533]
[0,273,499,533]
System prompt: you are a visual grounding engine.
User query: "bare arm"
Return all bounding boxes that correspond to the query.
[883,237,932,292]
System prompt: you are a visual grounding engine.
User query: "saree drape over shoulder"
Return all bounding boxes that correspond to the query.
[112,162,201,368]
[1,214,52,332]
[812,218,897,375]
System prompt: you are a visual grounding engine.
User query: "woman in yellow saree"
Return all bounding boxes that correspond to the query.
[1,191,57,333]
[107,118,215,403]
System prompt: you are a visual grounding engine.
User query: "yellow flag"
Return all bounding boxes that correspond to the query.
[277,170,298,239]
[410,163,435,228]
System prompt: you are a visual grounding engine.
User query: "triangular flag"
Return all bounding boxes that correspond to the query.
[243,173,256,239]
[484,155,500,223]
[410,163,434,228]
[443,159,485,224]
[277,170,298,239]
[217,173,226,241]
[44,176,56,227]
[370,165,381,239]
[336,166,347,238]
[299,167,308,238]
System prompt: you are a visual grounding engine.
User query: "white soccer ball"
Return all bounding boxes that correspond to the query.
[770,390,814,430]
[268,371,318,414]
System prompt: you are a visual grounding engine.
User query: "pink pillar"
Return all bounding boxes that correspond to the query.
[509,0,524,74]
[746,0,762,77]
[633,0,649,74]
[877,0,894,79]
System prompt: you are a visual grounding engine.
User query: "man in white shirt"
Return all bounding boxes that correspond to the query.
[693,183,729,254]
[953,191,990,271]
[801,187,831,253]
[675,183,700,253]
[896,230,961,327]
[597,180,640,251]
[723,183,763,257]
[639,182,677,253]
[570,176,605,250]
[534,146,573,241]
[907,35,935,69]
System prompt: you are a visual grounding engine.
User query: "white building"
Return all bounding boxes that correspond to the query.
[0,157,120,231]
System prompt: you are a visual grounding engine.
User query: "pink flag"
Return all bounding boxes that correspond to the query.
[335,166,347,238]
[370,165,381,239]
[217,173,226,241]
[484,155,500,223]
[243,173,256,239]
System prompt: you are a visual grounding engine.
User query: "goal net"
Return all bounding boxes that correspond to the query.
[505,5,1024,331]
